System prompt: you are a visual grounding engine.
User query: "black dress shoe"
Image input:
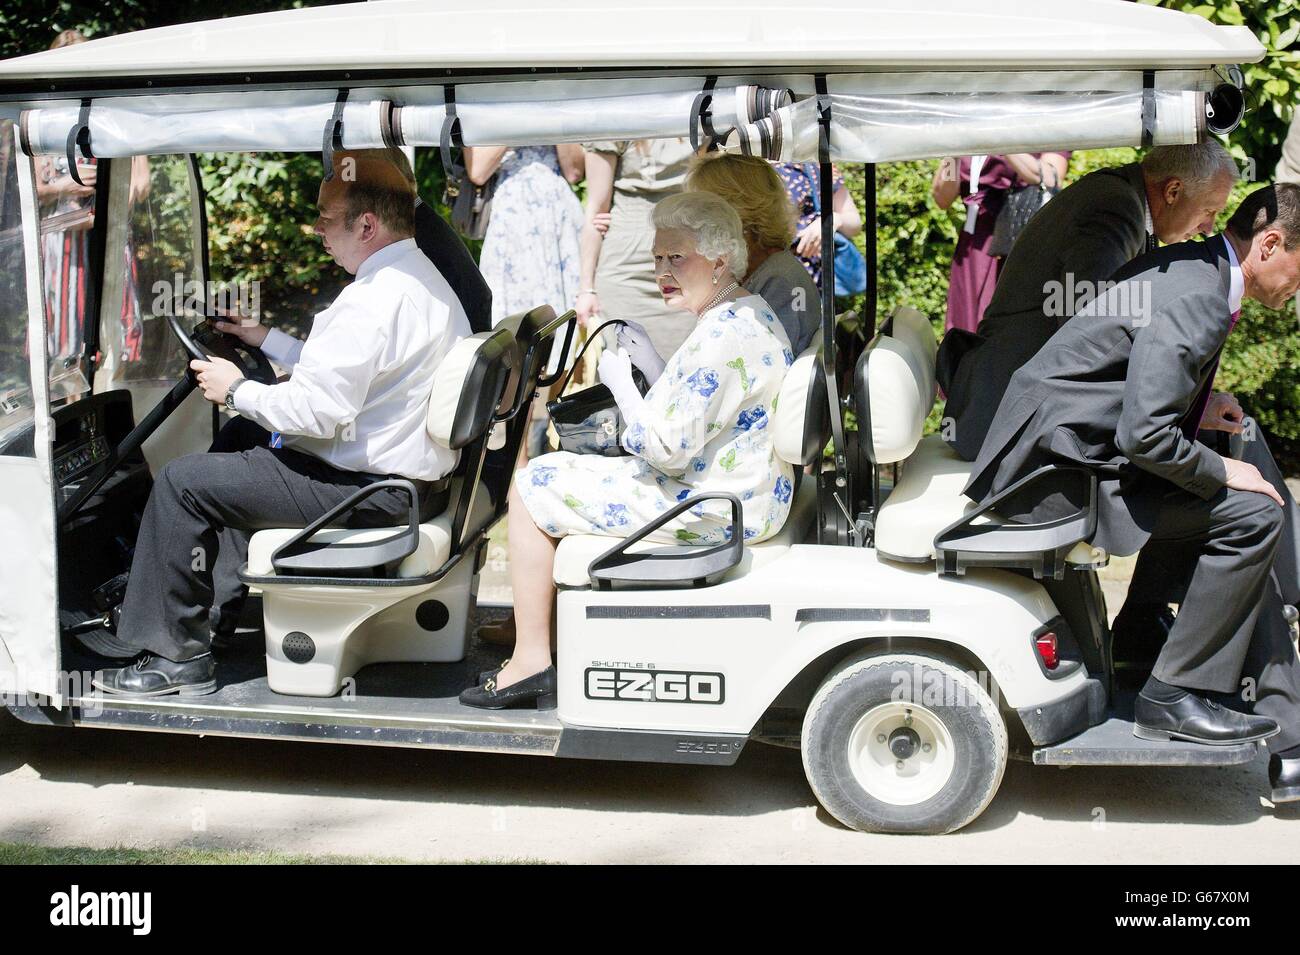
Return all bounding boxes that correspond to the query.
[92,652,217,698]
[459,665,556,710]
[1270,755,1300,804]
[1134,690,1279,745]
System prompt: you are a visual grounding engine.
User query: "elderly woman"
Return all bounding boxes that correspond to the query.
[684,153,821,354]
[460,192,795,709]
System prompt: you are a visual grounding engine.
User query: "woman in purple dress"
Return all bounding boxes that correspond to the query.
[932,153,1069,334]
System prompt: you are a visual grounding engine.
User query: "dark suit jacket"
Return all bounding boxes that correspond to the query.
[414,197,492,334]
[963,237,1234,556]
[940,163,1152,460]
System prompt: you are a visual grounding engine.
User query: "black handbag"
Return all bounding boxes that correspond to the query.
[445,164,496,241]
[546,319,649,457]
[987,160,1060,258]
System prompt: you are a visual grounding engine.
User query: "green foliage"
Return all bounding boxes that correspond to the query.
[197,152,340,327]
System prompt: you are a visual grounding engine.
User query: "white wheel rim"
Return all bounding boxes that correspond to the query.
[846,701,956,806]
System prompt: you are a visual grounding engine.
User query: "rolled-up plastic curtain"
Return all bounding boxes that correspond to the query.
[396,85,790,146]
[20,94,391,158]
[723,90,1205,163]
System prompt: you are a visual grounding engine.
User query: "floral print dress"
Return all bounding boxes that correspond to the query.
[478,146,583,325]
[516,295,796,545]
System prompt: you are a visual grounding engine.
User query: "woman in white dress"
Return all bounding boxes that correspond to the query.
[467,144,585,324]
[461,192,795,709]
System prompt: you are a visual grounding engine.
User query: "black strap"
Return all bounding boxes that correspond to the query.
[814,74,850,529]
[439,84,466,181]
[689,75,719,152]
[321,89,349,181]
[1140,69,1156,149]
[557,318,627,392]
[65,98,93,186]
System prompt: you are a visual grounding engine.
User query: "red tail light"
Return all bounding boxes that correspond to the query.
[1035,631,1059,670]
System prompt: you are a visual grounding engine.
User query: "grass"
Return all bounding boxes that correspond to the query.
[0,842,549,865]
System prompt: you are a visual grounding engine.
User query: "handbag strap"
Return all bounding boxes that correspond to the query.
[557,318,627,393]
[805,162,820,216]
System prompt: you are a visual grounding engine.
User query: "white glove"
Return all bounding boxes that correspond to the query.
[598,347,648,425]
[615,320,666,385]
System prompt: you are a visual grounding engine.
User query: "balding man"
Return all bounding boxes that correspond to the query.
[940,143,1239,461]
[90,154,471,696]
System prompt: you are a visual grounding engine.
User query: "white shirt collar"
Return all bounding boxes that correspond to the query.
[1219,233,1244,314]
[356,237,417,281]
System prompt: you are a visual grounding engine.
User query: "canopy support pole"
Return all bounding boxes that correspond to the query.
[815,74,854,546]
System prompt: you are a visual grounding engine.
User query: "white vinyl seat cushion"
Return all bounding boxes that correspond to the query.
[874,434,1107,567]
[552,474,819,587]
[771,331,823,466]
[246,481,493,580]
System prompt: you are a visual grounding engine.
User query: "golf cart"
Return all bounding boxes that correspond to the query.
[0,0,1271,834]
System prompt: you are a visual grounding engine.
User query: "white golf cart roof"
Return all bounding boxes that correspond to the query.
[0,0,1263,78]
[0,0,1263,164]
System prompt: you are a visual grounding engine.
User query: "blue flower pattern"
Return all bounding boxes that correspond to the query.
[515,296,796,544]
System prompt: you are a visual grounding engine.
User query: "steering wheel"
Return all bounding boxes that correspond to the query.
[165,308,279,386]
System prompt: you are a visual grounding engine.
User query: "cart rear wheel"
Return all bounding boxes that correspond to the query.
[801,652,1007,834]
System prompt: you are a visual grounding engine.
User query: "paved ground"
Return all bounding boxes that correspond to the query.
[0,708,1295,863]
[2,480,1295,864]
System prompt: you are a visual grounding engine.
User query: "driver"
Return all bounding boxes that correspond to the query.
[90,153,472,697]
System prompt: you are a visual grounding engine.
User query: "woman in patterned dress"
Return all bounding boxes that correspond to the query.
[773,162,863,290]
[461,192,795,709]
[466,144,584,453]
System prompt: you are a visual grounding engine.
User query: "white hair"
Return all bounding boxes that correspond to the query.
[651,192,748,278]
[1142,142,1239,193]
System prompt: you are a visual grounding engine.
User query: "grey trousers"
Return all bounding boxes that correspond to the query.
[1124,483,1299,752]
[116,419,427,662]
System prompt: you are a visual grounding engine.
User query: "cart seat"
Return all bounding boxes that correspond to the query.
[245,481,493,578]
[241,324,523,697]
[552,329,829,588]
[859,307,1107,570]
[873,434,1106,567]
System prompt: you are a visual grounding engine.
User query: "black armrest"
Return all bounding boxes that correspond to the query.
[536,310,578,389]
[271,479,419,577]
[588,493,745,590]
[933,465,1097,580]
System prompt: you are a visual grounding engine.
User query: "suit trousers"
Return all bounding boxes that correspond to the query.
[1123,482,1298,751]
[116,417,432,662]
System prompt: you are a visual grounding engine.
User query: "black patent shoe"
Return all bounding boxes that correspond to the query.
[1270,756,1300,804]
[460,665,556,710]
[1134,690,1279,746]
[92,652,217,698]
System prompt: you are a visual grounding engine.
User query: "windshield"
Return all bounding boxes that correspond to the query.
[0,119,33,456]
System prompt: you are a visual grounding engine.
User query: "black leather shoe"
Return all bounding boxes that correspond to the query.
[1134,690,1279,746]
[92,652,217,698]
[460,665,556,710]
[1270,755,1300,804]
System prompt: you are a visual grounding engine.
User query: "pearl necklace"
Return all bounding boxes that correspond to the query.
[703,280,740,314]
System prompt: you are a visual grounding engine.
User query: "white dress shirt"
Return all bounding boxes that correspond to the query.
[1219,232,1244,313]
[232,238,471,481]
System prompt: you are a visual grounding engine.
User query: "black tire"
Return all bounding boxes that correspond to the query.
[801,652,1007,834]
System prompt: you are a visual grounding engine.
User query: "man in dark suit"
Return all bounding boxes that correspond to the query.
[966,185,1300,803]
[939,143,1238,461]
[941,141,1300,662]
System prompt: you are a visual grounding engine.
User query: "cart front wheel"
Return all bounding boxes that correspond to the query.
[801,652,1007,834]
